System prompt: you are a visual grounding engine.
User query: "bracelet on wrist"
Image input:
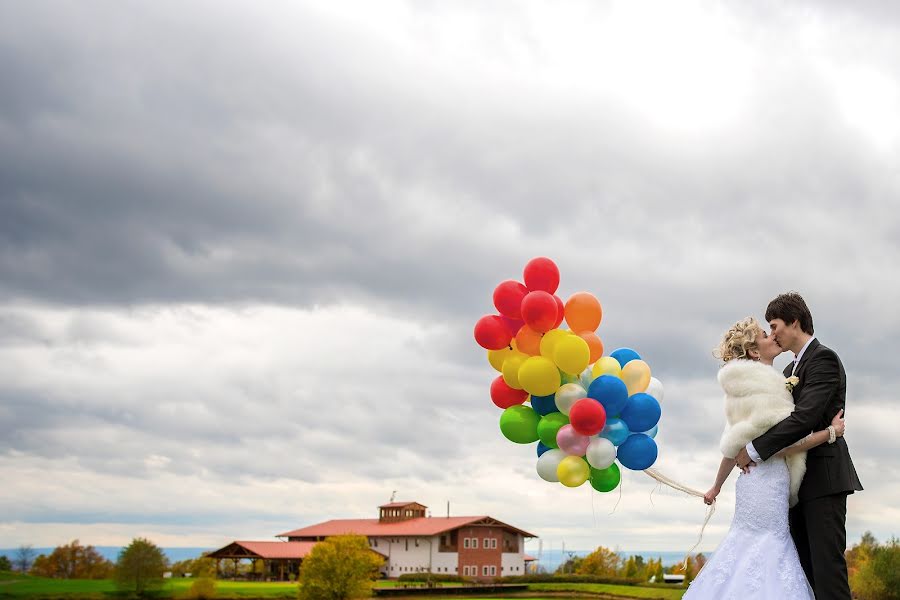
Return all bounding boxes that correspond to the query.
[827,425,836,444]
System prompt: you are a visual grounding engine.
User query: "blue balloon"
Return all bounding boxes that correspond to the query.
[598,417,631,446]
[617,433,658,470]
[610,348,641,368]
[587,375,629,416]
[642,425,659,439]
[536,441,552,457]
[619,393,661,432]
[530,393,558,416]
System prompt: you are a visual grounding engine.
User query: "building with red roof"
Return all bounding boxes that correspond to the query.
[208,501,537,581]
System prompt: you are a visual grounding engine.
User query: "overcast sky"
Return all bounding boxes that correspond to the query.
[1,1,899,556]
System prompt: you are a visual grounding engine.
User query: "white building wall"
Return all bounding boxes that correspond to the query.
[501,551,525,576]
[372,536,458,577]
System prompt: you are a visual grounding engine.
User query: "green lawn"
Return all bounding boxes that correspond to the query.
[526,583,685,600]
[0,574,684,600]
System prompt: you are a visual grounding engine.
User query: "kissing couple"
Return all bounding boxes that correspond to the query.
[684,292,863,600]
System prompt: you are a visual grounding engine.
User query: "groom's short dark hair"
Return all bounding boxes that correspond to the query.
[766,292,814,335]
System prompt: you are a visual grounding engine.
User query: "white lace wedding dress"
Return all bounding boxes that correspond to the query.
[683,456,815,599]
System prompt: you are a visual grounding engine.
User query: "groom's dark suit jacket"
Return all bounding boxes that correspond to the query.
[752,339,863,502]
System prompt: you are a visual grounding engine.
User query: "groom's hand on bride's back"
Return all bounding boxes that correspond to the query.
[735,447,756,473]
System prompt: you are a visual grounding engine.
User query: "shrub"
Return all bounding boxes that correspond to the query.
[188,577,217,599]
[298,535,384,600]
[501,573,641,585]
[396,574,466,583]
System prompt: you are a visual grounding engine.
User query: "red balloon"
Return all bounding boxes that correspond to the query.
[569,398,607,436]
[474,315,513,350]
[493,280,529,319]
[490,376,528,409]
[523,257,560,294]
[500,316,525,338]
[520,291,558,333]
[553,295,564,328]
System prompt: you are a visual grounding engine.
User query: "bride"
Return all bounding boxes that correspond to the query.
[683,317,845,599]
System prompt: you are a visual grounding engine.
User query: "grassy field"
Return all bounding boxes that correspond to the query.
[526,582,685,599]
[0,573,685,599]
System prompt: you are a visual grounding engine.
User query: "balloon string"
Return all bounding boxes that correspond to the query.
[609,472,623,515]
[643,468,716,571]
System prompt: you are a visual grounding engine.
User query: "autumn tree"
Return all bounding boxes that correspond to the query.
[555,555,583,574]
[298,535,384,600]
[576,546,621,577]
[115,538,168,597]
[653,558,665,583]
[850,534,900,600]
[30,540,113,579]
[171,556,216,578]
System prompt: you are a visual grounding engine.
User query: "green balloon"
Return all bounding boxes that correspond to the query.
[536,412,569,448]
[590,463,621,492]
[499,405,540,444]
[559,370,580,385]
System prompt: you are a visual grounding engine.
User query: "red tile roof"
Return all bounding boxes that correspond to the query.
[208,541,318,560]
[207,540,387,560]
[278,516,536,539]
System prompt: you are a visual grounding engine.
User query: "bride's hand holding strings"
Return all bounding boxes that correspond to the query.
[703,486,720,505]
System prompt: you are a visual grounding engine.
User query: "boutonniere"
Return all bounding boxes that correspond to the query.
[786,376,799,392]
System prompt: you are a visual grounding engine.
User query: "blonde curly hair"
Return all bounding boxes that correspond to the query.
[715,317,763,362]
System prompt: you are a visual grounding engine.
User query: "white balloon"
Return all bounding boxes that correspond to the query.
[645,377,665,402]
[585,437,617,470]
[579,367,594,391]
[536,449,566,482]
[554,383,586,416]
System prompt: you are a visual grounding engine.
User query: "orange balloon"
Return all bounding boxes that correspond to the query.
[515,325,543,356]
[578,331,604,364]
[565,292,603,332]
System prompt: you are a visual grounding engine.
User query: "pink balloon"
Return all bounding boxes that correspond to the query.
[556,424,591,456]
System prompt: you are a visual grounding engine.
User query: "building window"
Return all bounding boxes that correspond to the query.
[472,538,478,549]
[490,566,496,576]
[405,539,409,551]
[463,566,469,576]
[463,538,470,549]
[484,537,490,548]
[482,566,489,576]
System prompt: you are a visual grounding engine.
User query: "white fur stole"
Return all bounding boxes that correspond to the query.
[717,360,807,507]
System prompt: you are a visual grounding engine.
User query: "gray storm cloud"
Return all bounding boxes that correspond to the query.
[1,0,898,550]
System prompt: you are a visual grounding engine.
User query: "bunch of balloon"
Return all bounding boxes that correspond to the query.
[474,257,665,494]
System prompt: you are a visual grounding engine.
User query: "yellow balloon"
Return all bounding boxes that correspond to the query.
[557,455,590,487]
[621,359,652,396]
[592,356,622,379]
[517,356,562,397]
[553,335,591,375]
[502,352,528,390]
[539,329,570,359]
[488,347,514,372]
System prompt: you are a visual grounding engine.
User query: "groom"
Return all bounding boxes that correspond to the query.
[735,292,863,600]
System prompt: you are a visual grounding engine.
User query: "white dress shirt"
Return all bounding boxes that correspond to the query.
[746,336,817,463]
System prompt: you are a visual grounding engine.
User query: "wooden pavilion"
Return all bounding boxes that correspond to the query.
[206,541,316,581]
